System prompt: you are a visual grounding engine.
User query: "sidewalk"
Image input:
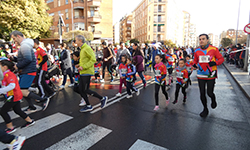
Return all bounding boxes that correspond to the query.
[223,62,250,100]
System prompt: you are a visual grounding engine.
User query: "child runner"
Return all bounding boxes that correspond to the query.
[72,51,86,107]
[0,60,35,134]
[116,55,127,97]
[126,57,139,99]
[173,59,189,104]
[185,55,193,87]
[94,60,102,83]
[153,54,170,111]
[165,48,177,86]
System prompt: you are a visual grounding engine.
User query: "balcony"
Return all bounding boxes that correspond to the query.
[74,16,85,22]
[154,19,165,23]
[88,0,101,7]
[73,0,84,3]
[88,15,102,23]
[93,31,102,38]
[154,0,166,4]
[154,10,165,14]
[73,1,84,9]
[154,29,165,33]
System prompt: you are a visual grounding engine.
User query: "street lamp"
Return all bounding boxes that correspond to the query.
[243,9,250,72]
[70,0,74,41]
[235,0,241,45]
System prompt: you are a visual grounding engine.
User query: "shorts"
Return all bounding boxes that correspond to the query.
[19,74,36,89]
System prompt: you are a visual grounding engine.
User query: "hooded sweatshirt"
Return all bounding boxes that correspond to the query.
[16,38,37,74]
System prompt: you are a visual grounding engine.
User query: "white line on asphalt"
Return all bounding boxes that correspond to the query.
[0,105,42,124]
[0,112,73,149]
[45,123,112,150]
[129,139,168,150]
[90,79,155,114]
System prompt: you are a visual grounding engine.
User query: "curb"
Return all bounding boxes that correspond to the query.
[222,62,250,100]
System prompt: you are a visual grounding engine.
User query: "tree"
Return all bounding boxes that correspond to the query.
[0,0,52,41]
[164,39,176,48]
[130,38,140,44]
[63,30,94,41]
[221,38,232,47]
[237,35,248,45]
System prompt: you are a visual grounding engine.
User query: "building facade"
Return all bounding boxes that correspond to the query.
[119,14,132,43]
[45,0,113,42]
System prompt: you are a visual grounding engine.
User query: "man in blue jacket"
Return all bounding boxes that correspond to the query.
[11,31,49,112]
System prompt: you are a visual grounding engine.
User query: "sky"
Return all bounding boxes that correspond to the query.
[113,0,250,36]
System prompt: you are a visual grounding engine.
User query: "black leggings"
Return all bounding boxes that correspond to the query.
[0,101,28,124]
[36,70,54,97]
[79,76,103,105]
[198,79,216,108]
[155,82,169,105]
[102,62,113,80]
[175,84,187,100]
[126,82,138,95]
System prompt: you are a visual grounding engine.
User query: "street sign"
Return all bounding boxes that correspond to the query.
[244,23,250,34]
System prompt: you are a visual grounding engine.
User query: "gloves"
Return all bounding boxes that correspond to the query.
[193,64,198,69]
[209,61,216,67]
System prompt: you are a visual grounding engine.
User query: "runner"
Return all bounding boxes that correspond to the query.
[165,48,177,86]
[185,55,193,87]
[116,55,127,97]
[193,34,224,117]
[101,42,113,82]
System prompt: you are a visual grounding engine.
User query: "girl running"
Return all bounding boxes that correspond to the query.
[116,55,127,97]
[165,48,177,86]
[94,60,102,83]
[0,60,35,134]
[126,57,139,99]
[185,55,193,87]
[154,54,170,111]
[173,59,189,104]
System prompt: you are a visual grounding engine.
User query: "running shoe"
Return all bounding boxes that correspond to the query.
[79,98,86,106]
[154,106,160,111]
[42,97,50,111]
[172,100,178,104]
[166,97,170,106]
[23,106,37,113]
[100,96,108,108]
[68,83,74,87]
[136,89,140,96]
[100,79,105,83]
[35,97,47,103]
[116,93,122,97]
[5,128,16,134]
[80,105,93,112]
[49,92,56,99]
[28,87,39,94]
[8,136,26,150]
[21,120,35,128]
[183,97,187,103]
[143,83,147,88]
[59,85,65,89]
[126,95,132,99]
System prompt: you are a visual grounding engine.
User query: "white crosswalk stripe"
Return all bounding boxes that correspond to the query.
[0,113,73,149]
[45,123,112,150]
[129,139,168,150]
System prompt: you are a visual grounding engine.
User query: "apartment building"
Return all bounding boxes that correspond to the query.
[45,0,113,42]
[119,14,132,43]
[183,11,190,46]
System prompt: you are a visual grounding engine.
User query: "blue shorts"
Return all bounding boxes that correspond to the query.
[19,74,35,89]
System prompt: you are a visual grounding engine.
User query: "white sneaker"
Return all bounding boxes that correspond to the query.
[136,89,140,96]
[59,85,65,89]
[116,93,121,97]
[8,136,26,150]
[28,87,39,94]
[79,98,86,106]
[68,83,74,87]
[154,106,160,111]
[100,79,105,83]
[126,95,132,99]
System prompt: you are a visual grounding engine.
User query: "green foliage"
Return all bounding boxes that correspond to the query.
[130,38,140,44]
[63,30,94,41]
[0,0,52,41]
[221,38,232,47]
[164,39,176,48]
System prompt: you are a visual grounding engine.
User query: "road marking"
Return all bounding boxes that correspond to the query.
[129,139,168,150]
[0,112,73,149]
[0,105,42,124]
[45,123,112,150]
[91,79,155,114]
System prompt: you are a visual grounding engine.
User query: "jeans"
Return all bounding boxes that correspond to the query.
[138,71,146,84]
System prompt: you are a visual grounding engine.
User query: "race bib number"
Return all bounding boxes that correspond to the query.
[199,55,210,63]
[176,72,183,79]
[168,57,174,62]
[94,67,99,71]
[121,69,127,74]
[187,67,192,72]
[155,70,161,77]
[75,68,78,73]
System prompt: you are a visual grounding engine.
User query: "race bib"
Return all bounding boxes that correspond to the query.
[94,67,99,71]
[199,55,210,63]
[187,67,192,72]
[168,57,174,62]
[121,69,127,74]
[176,72,183,79]
[155,70,161,77]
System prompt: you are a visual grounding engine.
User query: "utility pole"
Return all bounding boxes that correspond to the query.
[235,0,241,45]
[70,0,74,41]
[243,10,250,72]
[156,0,158,43]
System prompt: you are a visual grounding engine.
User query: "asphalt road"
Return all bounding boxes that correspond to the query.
[0,65,250,150]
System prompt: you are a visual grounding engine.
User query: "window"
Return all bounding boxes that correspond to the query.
[75,10,79,18]
[65,0,68,4]
[149,16,150,21]
[148,35,150,40]
[58,0,60,6]
[90,10,94,17]
[49,13,54,16]
[65,9,69,19]
[66,24,69,32]
[149,6,151,12]
[47,0,54,3]
[149,25,150,31]
[158,5,162,12]
[58,11,61,15]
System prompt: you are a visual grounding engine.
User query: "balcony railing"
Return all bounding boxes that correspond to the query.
[154,0,166,3]
[87,0,101,7]
[154,10,165,13]
[73,0,84,3]
[88,15,102,23]
[93,31,102,38]
[74,16,85,19]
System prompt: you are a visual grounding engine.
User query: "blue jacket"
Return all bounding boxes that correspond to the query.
[16,39,37,74]
[151,48,160,64]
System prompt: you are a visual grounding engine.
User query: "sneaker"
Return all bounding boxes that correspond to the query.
[211,100,217,109]
[23,106,37,113]
[95,79,98,83]
[143,83,146,88]
[35,97,47,103]
[136,89,140,96]
[154,106,160,111]
[42,97,50,111]
[183,97,187,103]
[8,136,26,150]
[59,85,65,89]
[80,105,93,112]
[166,97,170,106]
[100,96,108,108]
[5,128,16,134]
[49,92,56,99]
[68,83,74,87]
[126,95,132,99]
[21,120,35,128]
[200,108,209,118]
[172,100,178,104]
[100,79,104,83]
[110,79,114,82]
[79,98,86,106]
[116,93,122,97]
[28,87,39,94]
